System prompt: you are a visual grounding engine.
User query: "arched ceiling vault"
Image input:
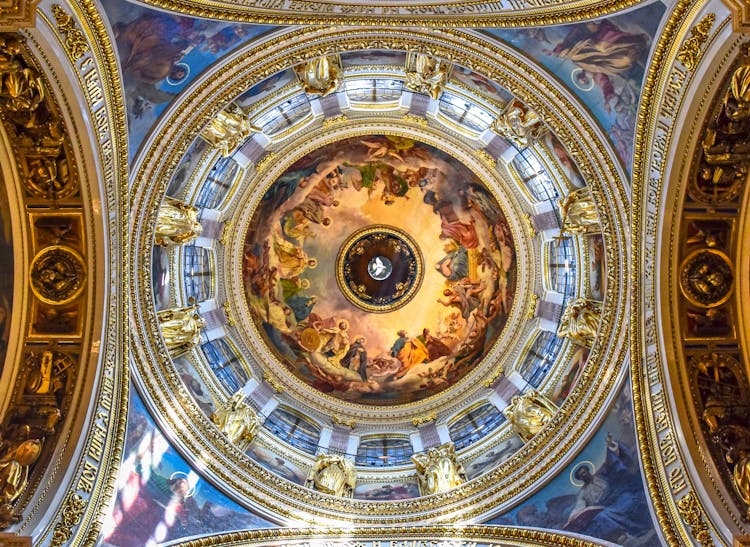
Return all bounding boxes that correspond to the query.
[0,0,748,546]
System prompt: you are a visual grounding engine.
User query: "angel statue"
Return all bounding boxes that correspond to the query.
[154,196,203,247]
[211,390,260,446]
[305,453,356,498]
[411,442,466,495]
[503,388,558,442]
[157,305,205,358]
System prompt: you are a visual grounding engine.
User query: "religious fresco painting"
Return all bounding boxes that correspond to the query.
[246,444,307,485]
[243,135,516,406]
[340,50,408,68]
[450,65,514,106]
[173,355,216,417]
[354,480,420,501]
[465,436,524,479]
[487,2,666,170]
[488,379,659,546]
[588,234,606,301]
[100,0,274,158]
[543,133,586,189]
[551,347,589,404]
[235,69,297,108]
[102,389,272,546]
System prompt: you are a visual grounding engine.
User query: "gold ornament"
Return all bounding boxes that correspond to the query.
[211,391,259,445]
[503,388,558,442]
[157,305,205,358]
[411,442,466,495]
[557,298,601,346]
[306,453,356,498]
[154,196,203,247]
[29,245,85,305]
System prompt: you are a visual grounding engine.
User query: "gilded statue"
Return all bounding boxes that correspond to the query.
[714,425,750,520]
[157,305,205,358]
[411,442,466,495]
[492,99,547,148]
[724,64,750,125]
[211,391,259,445]
[295,55,343,97]
[199,106,259,157]
[559,188,600,235]
[503,388,558,442]
[557,298,602,346]
[404,53,450,100]
[305,453,356,498]
[154,196,203,247]
[0,435,42,529]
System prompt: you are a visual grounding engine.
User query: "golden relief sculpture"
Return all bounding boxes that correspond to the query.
[306,453,356,498]
[0,432,42,529]
[559,187,600,235]
[404,52,450,101]
[692,57,750,204]
[679,249,733,308]
[154,196,203,247]
[157,305,205,358]
[294,55,342,97]
[29,245,85,305]
[210,391,259,445]
[714,425,750,520]
[502,388,558,442]
[411,442,466,496]
[492,99,547,149]
[199,104,259,157]
[0,35,78,200]
[557,298,602,346]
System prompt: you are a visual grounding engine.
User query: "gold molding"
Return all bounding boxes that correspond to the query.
[177,525,609,547]
[136,0,644,27]
[0,0,38,32]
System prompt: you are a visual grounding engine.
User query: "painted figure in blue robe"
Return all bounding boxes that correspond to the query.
[563,434,652,544]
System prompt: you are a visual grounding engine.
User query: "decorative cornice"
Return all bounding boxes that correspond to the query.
[136,0,643,27]
[0,0,38,31]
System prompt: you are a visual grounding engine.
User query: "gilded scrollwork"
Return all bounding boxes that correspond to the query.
[492,99,547,149]
[51,4,89,61]
[676,491,715,546]
[676,14,716,71]
[411,442,466,496]
[306,453,356,498]
[502,388,558,442]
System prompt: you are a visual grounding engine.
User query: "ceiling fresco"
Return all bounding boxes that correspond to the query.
[10,0,750,544]
[243,135,516,405]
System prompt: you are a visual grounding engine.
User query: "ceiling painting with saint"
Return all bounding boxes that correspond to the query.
[244,135,516,406]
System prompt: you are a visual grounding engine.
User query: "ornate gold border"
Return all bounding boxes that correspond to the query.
[137,0,642,27]
[129,27,629,524]
[178,525,610,547]
[631,0,744,544]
